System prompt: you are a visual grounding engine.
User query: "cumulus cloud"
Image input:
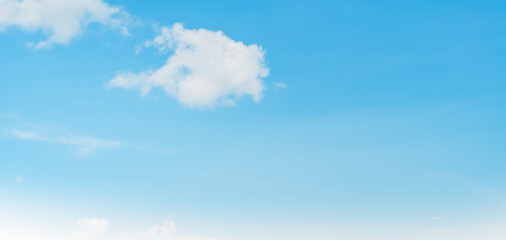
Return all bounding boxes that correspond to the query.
[10,128,120,156]
[108,23,269,109]
[0,0,128,48]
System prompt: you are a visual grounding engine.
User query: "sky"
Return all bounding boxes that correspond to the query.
[1,0,506,239]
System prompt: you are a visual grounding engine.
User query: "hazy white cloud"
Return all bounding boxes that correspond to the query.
[118,219,219,240]
[10,128,120,156]
[76,218,109,240]
[3,215,506,240]
[108,23,269,109]
[0,217,216,240]
[0,0,128,48]
[119,220,177,240]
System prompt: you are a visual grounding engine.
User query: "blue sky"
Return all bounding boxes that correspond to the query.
[1,0,506,239]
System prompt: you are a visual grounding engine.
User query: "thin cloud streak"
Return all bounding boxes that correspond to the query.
[10,128,120,156]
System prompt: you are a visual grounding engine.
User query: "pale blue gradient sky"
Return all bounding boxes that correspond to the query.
[1,0,506,239]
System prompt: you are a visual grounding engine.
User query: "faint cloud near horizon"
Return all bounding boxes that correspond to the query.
[0,216,218,240]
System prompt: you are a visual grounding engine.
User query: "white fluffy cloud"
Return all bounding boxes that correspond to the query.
[108,23,269,109]
[0,0,127,48]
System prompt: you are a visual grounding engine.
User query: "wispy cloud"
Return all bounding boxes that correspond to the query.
[10,128,120,156]
[1,113,168,157]
[14,176,24,183]
[0,111,20,119]
[273,82,287,90]
[108,23,269,109]
[430,216,443,223]
[11,129,47,141]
